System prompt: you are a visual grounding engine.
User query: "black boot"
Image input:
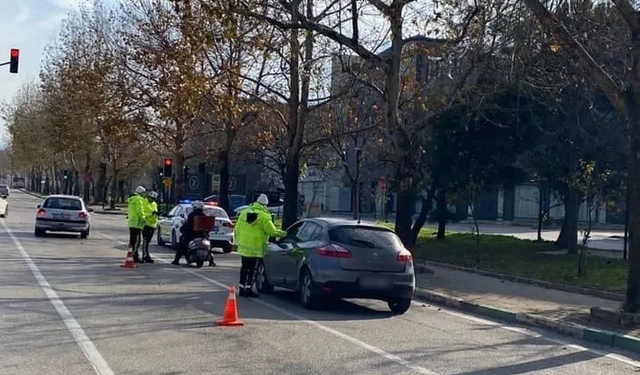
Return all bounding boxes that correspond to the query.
[143,255,154,264]
[238,287,246,297]
[133,252,143,263]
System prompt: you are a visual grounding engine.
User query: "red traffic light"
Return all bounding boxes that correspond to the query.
[9,48,19,74]
[164,158,172,166]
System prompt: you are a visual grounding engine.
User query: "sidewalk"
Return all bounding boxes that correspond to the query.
[414,264,640,353]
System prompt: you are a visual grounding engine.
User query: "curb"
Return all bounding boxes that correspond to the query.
[421,261,625,302]
[414,288,640,354]
[19,189,126,216]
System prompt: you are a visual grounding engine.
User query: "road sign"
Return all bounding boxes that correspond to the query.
[162,177,172,188]
[228,176,237,191]
[188,175,200,190]
[212,174,221,191]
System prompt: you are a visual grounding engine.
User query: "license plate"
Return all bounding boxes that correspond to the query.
[359,276,391,290]
[53,214,69,220]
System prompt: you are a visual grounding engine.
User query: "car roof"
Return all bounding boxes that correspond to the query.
[302,217,393,231]
[45,194,82,200]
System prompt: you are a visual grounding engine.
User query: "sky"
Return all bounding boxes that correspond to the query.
[0,0,98,146]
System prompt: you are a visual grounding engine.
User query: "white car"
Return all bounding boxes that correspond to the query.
[34,195,92,238]
[0,196,8,218]
[157,202,235,253]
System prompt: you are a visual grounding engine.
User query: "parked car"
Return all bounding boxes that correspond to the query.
[203,194,247,213]
[0,196,8,218]
[0,184,10,197]
[255,218,415,314]
[34,195,92,238]
[156,202,235,253]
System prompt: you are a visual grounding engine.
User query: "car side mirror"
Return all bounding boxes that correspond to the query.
[179,214,185,219]
[87,208,94,213]
[1,195,6,199]
[36,204,41,209]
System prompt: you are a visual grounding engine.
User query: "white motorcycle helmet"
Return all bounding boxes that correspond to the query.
[135,185,146,194]
[148,191,158,199]
[191,201,204,209]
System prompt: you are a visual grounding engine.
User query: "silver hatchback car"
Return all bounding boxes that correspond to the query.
[35,195,92,238]
[256,218,416,314]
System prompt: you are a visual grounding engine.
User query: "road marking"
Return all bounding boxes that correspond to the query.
[3,221,115,375]
[99,231,640,369]
[417,303,640,367]
[98,232,439,375]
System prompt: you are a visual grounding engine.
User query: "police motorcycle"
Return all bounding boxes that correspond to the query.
[184,215,215,268]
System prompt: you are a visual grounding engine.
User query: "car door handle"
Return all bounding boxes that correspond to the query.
[280,250,290,255]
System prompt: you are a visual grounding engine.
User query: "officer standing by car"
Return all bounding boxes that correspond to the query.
[234,194,287,298]
[127,185,147,263]
[141,191,159,263]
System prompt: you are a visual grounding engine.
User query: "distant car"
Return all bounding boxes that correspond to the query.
[232,201,284,219]
[203,194,247,213]
[0,196,8,218]
[0,184,9,197]
[255,218,416,314]
[34,195,92,238]
[157,202,235,253]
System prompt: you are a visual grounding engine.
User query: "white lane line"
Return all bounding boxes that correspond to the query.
[99,232,439,375]
[3,221,115,375]
[417,303,640,367]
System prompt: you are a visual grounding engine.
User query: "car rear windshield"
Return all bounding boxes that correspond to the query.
[185,206,229,219]
[329,226,404,249]
[44,198,83,210]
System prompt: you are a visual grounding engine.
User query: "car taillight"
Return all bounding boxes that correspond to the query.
[397,249,413,262]
[316,244,351,258]
[222,222,234,228]
[78,212,88,219]
[37,208,46,216]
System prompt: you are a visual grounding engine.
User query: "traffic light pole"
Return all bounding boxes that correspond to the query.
[0,62,9,66]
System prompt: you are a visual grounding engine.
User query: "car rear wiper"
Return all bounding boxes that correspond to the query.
[349,239,377,248]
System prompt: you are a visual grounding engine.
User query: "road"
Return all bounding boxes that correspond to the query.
[1,191,639,375]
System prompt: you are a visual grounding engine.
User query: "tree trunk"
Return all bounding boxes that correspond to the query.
[625,96,640,311]
[555,189,580,254]
[436,189,447,241]
[174,151,185,201]
[83,152,91,205]
[96,163,107,203]
[110,158,118,210]
[218,150,230,212]
[282,153,301,229]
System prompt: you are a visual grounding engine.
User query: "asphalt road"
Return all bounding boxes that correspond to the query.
[1,191,639,375]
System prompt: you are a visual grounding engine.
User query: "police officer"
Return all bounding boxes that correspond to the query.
[141,191,159,263]
[172,201,216,266]
[234,194,286,298]
[127,185,146,263]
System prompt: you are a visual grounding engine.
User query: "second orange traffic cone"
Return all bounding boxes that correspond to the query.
[217,286,244,327]
[120,247,137,269]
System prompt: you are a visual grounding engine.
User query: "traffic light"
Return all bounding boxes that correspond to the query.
[9,49,19,74]
[157,167,163,178]
[163,158,172,177]
[62,170,69,180]
[198,162,206,174]
[183,165,190,177]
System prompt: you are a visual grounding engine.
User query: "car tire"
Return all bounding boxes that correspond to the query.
[256,262,274,294]
[80,230,89,239]
[157,227,165,246]
[195,260,204,268]
[34,228,45,237]
[299,268,321,310]
[222,244,232,253]
[388,297,412,314]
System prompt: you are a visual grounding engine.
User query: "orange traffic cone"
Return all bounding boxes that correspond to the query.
[120,247,137,269]
[217,286,244,327]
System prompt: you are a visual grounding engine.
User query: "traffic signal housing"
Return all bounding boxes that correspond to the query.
[9,49,19,74]
[163,158,173,178]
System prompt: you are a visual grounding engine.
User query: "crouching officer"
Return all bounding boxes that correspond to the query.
[234,194,286,298]
[172,201,216,266]
[141,191,159,263]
